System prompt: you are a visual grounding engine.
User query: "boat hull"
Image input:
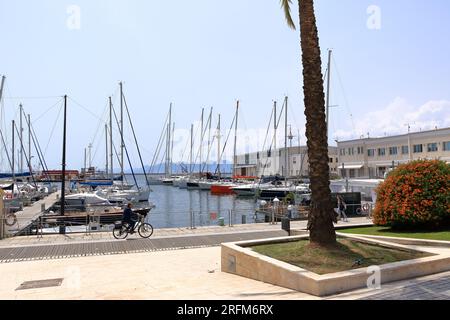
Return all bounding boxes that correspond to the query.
[211,184,235,195]
[187,181,200,190]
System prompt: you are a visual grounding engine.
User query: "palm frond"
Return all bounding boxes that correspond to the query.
[280,0,296,30]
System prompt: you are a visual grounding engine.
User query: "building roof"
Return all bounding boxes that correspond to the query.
[337,127,450,145]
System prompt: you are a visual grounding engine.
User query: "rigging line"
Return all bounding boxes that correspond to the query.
[43,101,64,157]
[192,110,213,173]
[200,112,215,173]
[30,122,51,175]
[332,55,356,134]
[150,126,167,174]
[149,109,170,171]
[201,134,217,173]
[256,100,287,187]
[20,106,51,180]
[68,96,108,124]
[111,102,139,189]
[31,97,65,124]
[4,96,62,100]
[214,111,237,175]
[122,92,150,187]
[90,125,105,166]
[68,95,140,152]
[150,113,170,169]
[0,129,13,172]
[260,107,274,154]
[13,122,37,188]
[89,100,109,151]
[156,143,167,175]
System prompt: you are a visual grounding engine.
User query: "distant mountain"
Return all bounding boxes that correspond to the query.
[126,162,233,175]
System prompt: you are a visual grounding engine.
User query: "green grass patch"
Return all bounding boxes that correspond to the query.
[338,226,450,241]
[252,239,430,275]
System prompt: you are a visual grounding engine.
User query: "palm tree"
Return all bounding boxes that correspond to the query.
[281,0,336,245]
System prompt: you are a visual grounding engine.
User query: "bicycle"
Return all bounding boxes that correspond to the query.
[112,212,154,240]
[356,203,375,220]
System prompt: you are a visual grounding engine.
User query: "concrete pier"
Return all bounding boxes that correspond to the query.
[4,192,59,237]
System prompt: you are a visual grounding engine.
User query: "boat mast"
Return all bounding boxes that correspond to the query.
[105,123,109,177]
[120,82,124,186]
[232,101,239,182]
[11,120,15,185]
[171,122,175,175]
[206,107,213,174]
[84,148,87,174]
[326,49,332,140]
[217,114,221,180]
[109,97,114,182]
[60,95,67,234]
[0,76,5,103]
[19,104,23,174]
[200,108,204,176]
[166,103,172,178]
[284,96,288,186]
[273,101,277,176]
[190,124,193,178]
[28,114,31,174]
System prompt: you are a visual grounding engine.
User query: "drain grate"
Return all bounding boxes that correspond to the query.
[16,278,64,291]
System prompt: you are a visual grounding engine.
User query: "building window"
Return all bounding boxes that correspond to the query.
[293,157,297,164]
[413,144,423,153]
[348,148,355,156]
[444,141,450,151]
[378,148,386,156]
[402,146,409,155]
[427,143,438,152]
[329,158,333,163]
[389,147,398,155]
[279,150,282,157]
[340,149,345,156]
[368,149,375,157]
[245,154,250,165]
[357,146,364,155]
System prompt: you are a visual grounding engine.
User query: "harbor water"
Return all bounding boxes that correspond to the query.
[131,175,260,229]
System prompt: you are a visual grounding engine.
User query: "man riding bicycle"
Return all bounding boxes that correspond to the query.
[122,203,138,233]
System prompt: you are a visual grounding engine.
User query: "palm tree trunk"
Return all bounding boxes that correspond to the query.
[298,0,336,245]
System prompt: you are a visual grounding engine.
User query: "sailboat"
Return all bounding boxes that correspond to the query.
[211,101,240,195]
[96,82,152,203]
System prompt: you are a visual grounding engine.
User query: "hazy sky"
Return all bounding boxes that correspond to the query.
[1,0,449,171]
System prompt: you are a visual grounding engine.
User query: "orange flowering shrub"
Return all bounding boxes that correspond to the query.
[373,160,450,229]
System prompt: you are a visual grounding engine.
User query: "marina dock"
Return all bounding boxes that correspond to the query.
[5,192,60,237]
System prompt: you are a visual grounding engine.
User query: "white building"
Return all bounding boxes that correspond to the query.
[337,127,450,179]
[234,146,338,178]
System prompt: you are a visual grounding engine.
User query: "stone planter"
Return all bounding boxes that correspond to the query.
[221,234,450,297]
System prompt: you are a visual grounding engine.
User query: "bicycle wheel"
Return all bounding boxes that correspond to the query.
[113,225,129,240]
[138,223,154,239]
[5,214,17,226]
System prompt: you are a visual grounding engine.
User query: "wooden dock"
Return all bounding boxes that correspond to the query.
[5,192,60,236]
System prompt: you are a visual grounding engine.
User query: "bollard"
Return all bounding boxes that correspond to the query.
[242,215,247,225]
[228,210,233,227]
[281,217,291,236]
[0,213,4,240]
